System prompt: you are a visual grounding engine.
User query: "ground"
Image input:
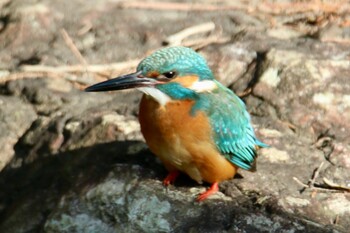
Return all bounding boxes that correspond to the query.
[0,0,349,232]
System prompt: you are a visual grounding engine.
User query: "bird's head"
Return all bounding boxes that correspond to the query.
[85,46,218,105]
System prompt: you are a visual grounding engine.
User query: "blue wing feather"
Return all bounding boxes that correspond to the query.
[194,81,268,170]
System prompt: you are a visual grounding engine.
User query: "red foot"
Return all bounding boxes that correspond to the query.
[163,171,180,186]
[197,182,219,201]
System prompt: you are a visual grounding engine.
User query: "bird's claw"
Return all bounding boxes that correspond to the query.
[163,171,180,186]
[196,182,219,201]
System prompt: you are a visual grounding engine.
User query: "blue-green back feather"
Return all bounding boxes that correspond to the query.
[195,81,268,170]
[137,46,267,170]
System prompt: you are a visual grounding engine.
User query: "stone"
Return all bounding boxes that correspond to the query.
[0,96,36,170]
[0,0,349,232]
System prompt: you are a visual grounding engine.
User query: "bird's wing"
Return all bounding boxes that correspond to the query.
[195,81,267,170]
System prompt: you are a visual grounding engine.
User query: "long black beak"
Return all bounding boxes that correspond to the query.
[85,71,158,92]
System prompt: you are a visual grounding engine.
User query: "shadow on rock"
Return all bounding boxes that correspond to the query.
[0,140,163,232]
[0,140,343,233]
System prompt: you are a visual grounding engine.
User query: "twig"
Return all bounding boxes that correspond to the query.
[0,60,139,84]
[320,38,350,45]
[279,120,297,131]
[119,2,245,12]
[20,60,139,74]
[164,22,216,45]
[333,215,339,225]
[118,1,349,15]
[78,21,93,36]
[3,28,226,85]
[293,177,344,193]
[237,87,252,98]
[309,162,324,187]
[323,177,350,192]
[182,35,231,50]
[60,28,88,65]
[1,72,62,83]
[0,71,95,86]
[259,1,349,15]
[293,177,309,188]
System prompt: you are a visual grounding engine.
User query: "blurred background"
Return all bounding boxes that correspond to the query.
[0,0,349,232]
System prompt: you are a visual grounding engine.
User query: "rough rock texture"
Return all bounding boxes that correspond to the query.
[0,95,36,170]
[0,0,349,232]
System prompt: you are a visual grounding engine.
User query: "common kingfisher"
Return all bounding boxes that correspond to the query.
[85,46,268,201]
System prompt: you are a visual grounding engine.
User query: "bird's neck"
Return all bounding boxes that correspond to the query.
[137,87,172,106]
[137,78,219,107]
[157,82,197,100]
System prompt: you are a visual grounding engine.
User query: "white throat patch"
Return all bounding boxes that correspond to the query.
[189,80,217,93]
[137,87,171,106]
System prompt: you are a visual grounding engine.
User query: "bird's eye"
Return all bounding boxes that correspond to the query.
[162,71,177,79]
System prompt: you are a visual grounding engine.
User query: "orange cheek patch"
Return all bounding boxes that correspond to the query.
[146,71,160,78]
[171,75,199,88]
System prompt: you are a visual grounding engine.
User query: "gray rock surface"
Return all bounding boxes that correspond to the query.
[0,0,349,232]
[0,96,36,170]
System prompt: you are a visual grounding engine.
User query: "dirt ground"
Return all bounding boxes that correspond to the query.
[0,0,349,232]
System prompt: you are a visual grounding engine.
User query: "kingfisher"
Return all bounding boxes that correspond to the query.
[85,46,268,201]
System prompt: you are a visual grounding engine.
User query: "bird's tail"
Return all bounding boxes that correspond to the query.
[255,139,269,149]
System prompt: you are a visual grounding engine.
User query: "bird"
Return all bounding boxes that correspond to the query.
[85,46,268,201]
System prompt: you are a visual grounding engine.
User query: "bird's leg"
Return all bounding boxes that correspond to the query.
[163,171,180,186]
[197,182,219,201]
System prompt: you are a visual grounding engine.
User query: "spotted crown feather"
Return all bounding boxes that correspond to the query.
[137,46,214,80]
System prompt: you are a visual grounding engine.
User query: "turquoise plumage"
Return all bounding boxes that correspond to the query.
[198,81,268,170]
[85,46,268,201]
[138,47,268,170]
[138,46,214,80]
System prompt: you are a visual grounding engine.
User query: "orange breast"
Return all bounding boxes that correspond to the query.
[138,95,238,184]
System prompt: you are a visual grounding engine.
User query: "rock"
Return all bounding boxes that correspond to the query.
[0,0,349,232]
[252,47,350,231]
[319,23,350,44]
[2,77,141,168]
[267,27,305,39]
[0,95,36,170]
[2,161,338,233]
[202,44,257,88]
